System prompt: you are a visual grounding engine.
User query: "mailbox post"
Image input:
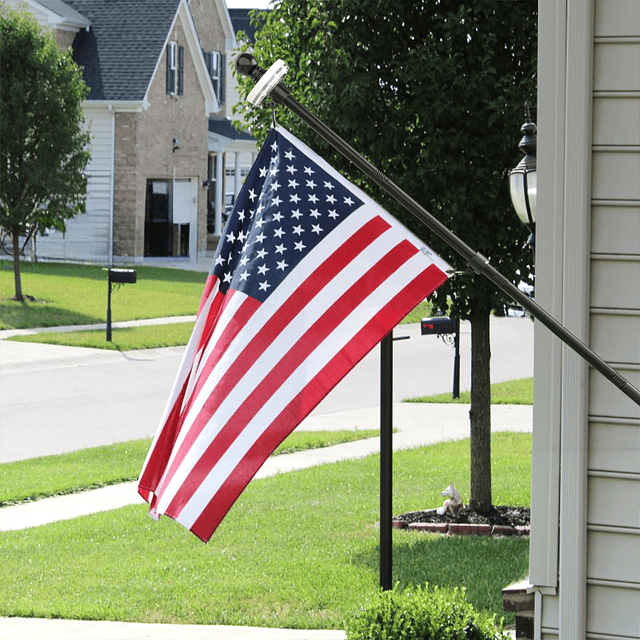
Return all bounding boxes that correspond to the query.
[106,268,137,341]
[421,315,461,399]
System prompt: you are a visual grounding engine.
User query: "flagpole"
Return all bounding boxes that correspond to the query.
[235,54,640,409]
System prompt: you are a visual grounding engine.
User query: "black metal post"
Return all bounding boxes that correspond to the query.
[234,54,640,408]
[452,316,460,399]
[380,332,393,591]
[106,273,113,342]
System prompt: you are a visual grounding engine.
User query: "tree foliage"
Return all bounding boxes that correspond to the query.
[0,5,91,299]
[235,0,537,509]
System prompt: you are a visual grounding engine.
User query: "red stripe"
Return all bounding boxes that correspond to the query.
[152,290,260,500]
[154,216,391,502]
[165,239,419,518]
[189,263,448,540]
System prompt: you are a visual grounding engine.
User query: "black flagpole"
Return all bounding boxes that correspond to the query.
[380,332,393,591]
[235,54,640,409]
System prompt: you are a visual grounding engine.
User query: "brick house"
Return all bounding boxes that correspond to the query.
[12,0,256,265]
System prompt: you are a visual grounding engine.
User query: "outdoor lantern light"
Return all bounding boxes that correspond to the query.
[509,103,537,244]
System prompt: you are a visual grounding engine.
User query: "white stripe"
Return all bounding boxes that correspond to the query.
[154,216,409,512]
[177,249,438,527]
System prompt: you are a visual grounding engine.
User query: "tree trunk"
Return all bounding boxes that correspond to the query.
[468,307,492,512]
[11,228,24,301]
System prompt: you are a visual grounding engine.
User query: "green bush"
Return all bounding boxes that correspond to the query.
[346,584,508,640]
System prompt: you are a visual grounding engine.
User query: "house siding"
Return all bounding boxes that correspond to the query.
[535,0,640,637]
[37,111,113,262]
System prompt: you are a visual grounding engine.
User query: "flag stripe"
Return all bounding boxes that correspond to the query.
[188,263,447,540]
[152,213,391,505]
[174,251,442,529]
[163,239,420,518]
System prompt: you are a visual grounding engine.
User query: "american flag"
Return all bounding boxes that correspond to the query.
[138,126,450,542]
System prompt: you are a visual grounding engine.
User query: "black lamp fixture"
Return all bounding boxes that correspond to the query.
[509,103,537,246]
[172,137,180,153]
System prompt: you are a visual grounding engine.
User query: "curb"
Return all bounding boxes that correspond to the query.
[392,520,530,536]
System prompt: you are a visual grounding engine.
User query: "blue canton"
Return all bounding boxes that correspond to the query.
[211,129,364,303]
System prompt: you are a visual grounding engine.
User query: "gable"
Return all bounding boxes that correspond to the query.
[67,0,182,101]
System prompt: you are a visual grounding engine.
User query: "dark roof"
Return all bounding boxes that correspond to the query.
[66,0,182,101]
[228,8,266,43]
[208,118,254,141]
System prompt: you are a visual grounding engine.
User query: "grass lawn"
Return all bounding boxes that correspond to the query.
[406,377,533,405]
[2,262,436,349]
[0,432,531,629]
[0,261,206,330]
[0,429,381,506]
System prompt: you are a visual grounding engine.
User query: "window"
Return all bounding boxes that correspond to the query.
[204,50,225,105]
[166,42,184,96]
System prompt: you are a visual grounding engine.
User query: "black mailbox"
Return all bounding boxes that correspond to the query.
[109,268,137,284]
[421,316,455,335]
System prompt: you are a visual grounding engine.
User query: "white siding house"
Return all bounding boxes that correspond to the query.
[532,0,640,637]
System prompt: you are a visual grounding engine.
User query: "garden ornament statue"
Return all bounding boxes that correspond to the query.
[437,484,464,517]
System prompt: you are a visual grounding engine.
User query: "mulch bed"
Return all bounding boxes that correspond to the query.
[393,505,530,537]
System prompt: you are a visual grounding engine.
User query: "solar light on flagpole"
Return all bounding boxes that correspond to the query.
[509,103,537,248]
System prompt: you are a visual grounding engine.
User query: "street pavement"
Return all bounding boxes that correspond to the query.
[0,316,532,639]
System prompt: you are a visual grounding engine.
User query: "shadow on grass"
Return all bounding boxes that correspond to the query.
[0,300,103,329]
[352,532,529,620]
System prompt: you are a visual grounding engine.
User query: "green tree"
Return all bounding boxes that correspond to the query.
[0,5,91,300]
[236,0,537,511]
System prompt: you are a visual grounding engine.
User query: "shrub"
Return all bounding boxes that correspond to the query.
[346,584,508,640]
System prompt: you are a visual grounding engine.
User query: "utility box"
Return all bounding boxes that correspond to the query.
[421,316,455,335]
[109,268,137,284]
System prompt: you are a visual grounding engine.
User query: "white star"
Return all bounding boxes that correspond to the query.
[223,271,232,283]
[290,193,301,204]
[303,166,314,175]
[259,166,268,178]
[274,227,285,238]
[276,259,289,271]
[275,243,286,254]
[249,189,257,201]
[240,255,250,266]
[255,232,266,243]
[326,194,337,204]
[258,264,269,275]
[311,224,323,235]
[288,179,299,189]
[272,211,284,222]
[272,195,282,206]
[237,210,246,221]
[308,193,319,204]
[328,209,339,219]
[271,140,278,152]
[286,164,297,174]
[226,230,236,242]
[256,248,268,259]
[237,229,247,242]
[270,180,281,191]
[309,209,321,218]
[292,225,303,235]
[291,209,303,219]
[239,270,250,281]
[255,217,266,228]
[214,254,225,266]
[324,181,334,190]
[306,179,316,189]
[294,240,306,252]
[269,166,279,177]
[259,281,271,291]
[285,149,294,160]
[344,196,354,205]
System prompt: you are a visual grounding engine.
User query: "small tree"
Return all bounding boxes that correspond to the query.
[237,0,537,511]
[0,5,91,300]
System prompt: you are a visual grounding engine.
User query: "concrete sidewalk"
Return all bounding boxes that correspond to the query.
[0,403,532,532]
